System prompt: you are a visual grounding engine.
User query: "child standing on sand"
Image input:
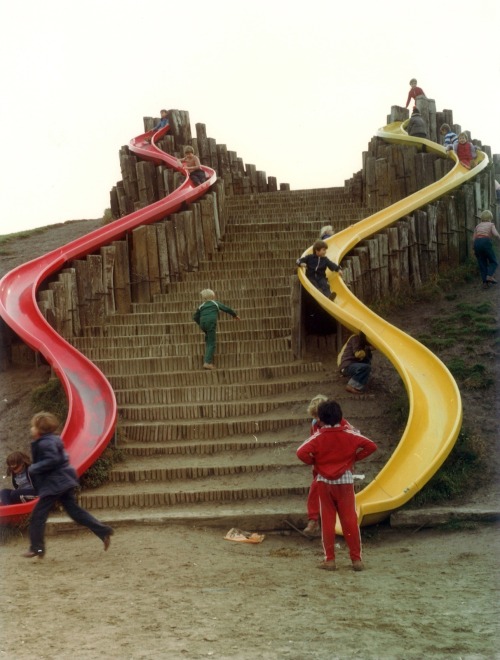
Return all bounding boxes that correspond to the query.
[193,289,240,370]
[302,394,328,536]
[405,78,426,108]
[297,399,377,572]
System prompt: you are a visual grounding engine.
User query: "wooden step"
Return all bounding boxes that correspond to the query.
[77,468,311,510]
[114,373,335,405]
[104,361,326,390]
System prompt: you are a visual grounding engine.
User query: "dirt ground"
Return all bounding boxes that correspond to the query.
[1,219,499,659]
[0,522,499,659]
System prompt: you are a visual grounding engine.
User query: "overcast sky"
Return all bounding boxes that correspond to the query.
[0,0,498,235]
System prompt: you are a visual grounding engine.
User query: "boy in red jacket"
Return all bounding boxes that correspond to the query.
[297,399,377,571]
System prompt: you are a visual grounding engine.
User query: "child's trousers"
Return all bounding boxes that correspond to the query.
[317,481,361,562]
[200,319,217,364]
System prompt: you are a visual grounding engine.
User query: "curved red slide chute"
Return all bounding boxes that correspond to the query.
[0,121,216,524]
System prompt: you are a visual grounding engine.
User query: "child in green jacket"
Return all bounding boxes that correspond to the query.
[193,289,240,369]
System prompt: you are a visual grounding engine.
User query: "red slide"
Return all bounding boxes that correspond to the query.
[0,121,216,524]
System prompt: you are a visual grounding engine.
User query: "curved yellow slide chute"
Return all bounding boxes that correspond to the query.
[298,121,488,526]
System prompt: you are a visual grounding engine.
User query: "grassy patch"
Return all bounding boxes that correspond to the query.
[416,300,498,390]
[0,228,46,246]
[31,378,68,425]
[410,429,487,506]
[79,445,125,490]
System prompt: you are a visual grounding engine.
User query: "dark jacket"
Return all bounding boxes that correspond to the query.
[407,114,428,138]
[28,433,79,498]
[296,254,341,280]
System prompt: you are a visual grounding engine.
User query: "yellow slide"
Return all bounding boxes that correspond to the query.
[298,121,488,526]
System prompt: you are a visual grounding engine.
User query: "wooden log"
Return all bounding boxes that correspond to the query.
[268,176,278,192]
[87,254,106,326]
[387,227,401,293]
[403,146,418,196]
[112,239,132,313]
[290,275,303,360]
[407,216,422,289]
[37,289,56,330]
[195,123,210,166]
[350,255,363,301]
[209,193,221,246]
[73,259,90,328]
[208,138,218,170]
[120,152,139,202]
[435,199,449,267]
[200,197,217,259]
[61,267,81,337]
[100,246,116,317]
[48,281,68,337]
[109,187,120,220]
[216,144,230,176]
[183,208,199,271]
[172,212,188,275]
[256,171,267,193]
[168,110,192,149]
[367,239,381,300]
[246,164,258,192]
[378,233,389,297]
[426,205,438,278]
[165,219,181,281]
[397,219,410,288]
[353,246,371,303]
[136,160,156,207]
[186,202,205,267]
[146,225,161,297]
[414,210,429,281]
[131,226,151,303]
[156,222,170,293]
[214,180,226,236]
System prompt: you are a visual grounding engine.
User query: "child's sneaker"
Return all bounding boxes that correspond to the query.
[352,560,364,571]
[318,560,337,571]
[303,520,319,536]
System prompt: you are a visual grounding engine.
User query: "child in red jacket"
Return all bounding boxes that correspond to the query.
[297,399,377,571]
[405,78,426,108]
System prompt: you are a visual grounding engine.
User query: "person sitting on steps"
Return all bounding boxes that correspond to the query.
[338,332,374,395]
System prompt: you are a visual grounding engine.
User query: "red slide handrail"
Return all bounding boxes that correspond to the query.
[0,120,216,524]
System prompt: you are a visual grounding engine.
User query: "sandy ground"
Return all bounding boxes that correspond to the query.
[1,522,499,659]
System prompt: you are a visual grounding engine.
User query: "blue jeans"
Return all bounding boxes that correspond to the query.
[474,238,498,283]
[344,362,371,390]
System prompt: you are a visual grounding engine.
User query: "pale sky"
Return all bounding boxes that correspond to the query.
[0,0,498,235]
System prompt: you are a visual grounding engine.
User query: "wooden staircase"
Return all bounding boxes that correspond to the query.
[50,188,380,531]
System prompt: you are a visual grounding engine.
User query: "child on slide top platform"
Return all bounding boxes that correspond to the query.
[297,399,377,571]
[296,240,342,300]
[405,78,426,108]
[406,107,428,138]
[193,289,240,370]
